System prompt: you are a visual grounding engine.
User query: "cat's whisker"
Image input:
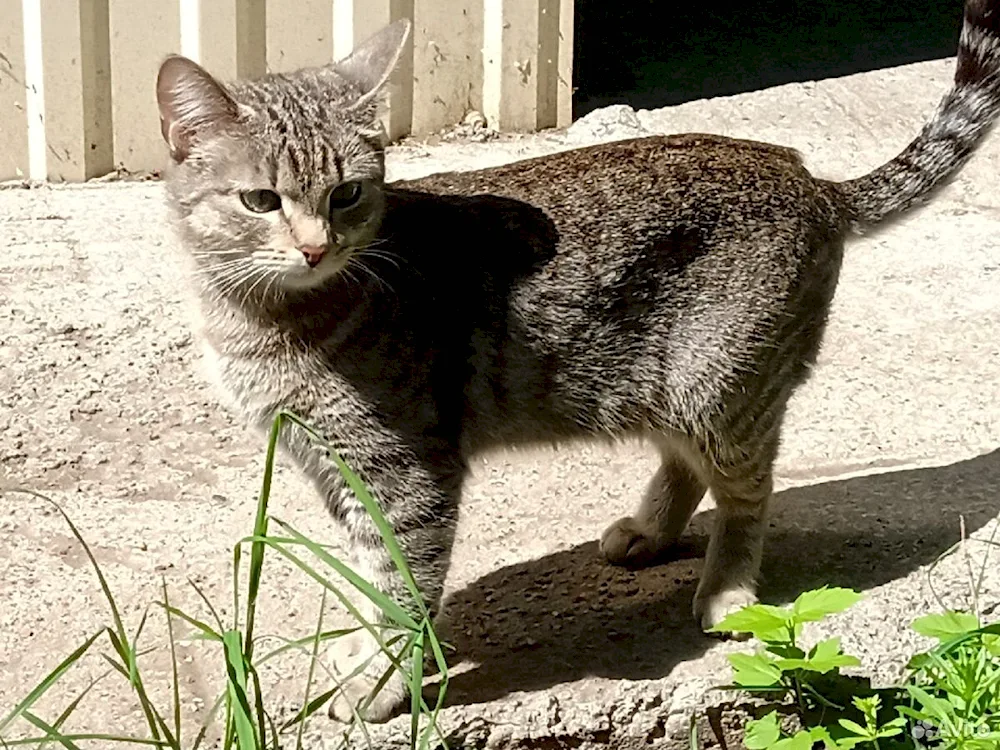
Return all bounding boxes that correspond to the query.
[189,259,253,279]
[239,267,273,307]
[189,256,252,272]
[357,246,404,269]
[348,256,395,295]
[338,264,365,296]
[192,249,245,257]
[202,262,255,287]
[211,264,261,301]
[263,272,283,303]
[198,270,248,293]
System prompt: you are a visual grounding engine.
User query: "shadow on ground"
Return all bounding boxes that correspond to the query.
[436,448,999,708]
[573,0,963,116]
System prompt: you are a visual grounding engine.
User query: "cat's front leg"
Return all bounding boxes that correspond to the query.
[326,514,457,724]
[291,429,463,724]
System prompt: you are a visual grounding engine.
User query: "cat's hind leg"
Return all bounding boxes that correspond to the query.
[601,437,706,567]
[692,432,779,631]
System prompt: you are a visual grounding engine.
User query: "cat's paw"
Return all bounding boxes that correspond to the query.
[327,630,407,724]
[600,516,669,567]
[693,585,758,637]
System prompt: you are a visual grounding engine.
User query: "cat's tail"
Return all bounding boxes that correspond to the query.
[836,0,1000,232]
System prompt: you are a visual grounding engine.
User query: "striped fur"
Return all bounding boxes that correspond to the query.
[156,0,1000,724]
[838,0,1000,229]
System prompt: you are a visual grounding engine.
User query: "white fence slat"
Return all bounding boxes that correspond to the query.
[109,0,181,172]
[411,0,484,134]
[39,0,114,181]
[1,1,30,180]
[265,0,334,72]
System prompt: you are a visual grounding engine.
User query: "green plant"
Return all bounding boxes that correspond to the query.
[0,409,448,750]
[710,587,865,712]
[900,612,1000,749]
[711,585,1000,750]
[710,587,907,749]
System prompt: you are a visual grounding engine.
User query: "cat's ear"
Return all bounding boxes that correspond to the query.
[334,19,411,108]
[156,55,241,163]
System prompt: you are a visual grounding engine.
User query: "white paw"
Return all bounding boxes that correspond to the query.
[600,516,668,567]
[694,586,758,635]
[327,630,407,724]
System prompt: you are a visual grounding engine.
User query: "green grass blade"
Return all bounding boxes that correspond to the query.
[97,654,176,749]
[0,630,102,734]
[131,608,151,683]
[186,576,226,635]
[161,582,182,747]
[296,588,328,750]
[409,629,425,750]
[265,710,281,750]
[281,688,338,732]
[240,536,411,669]
[3,491,166,746]
[257,627,361,665]
[191,691,226,750]
[157,604,221,642]
[222,630,257,750]
[29,493,132,668]
[247,663,268,750]
[243,412,283,665]
[37,668,114,750]
[21,711,83,750]
[422,626,450,750]
[102,630,168,745]
[273,412,427,612]
[1,735,168,747]
[265,522,418,630]
[232,542,242,633]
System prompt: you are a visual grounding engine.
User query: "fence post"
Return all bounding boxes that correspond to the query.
[483,0,573,132]
[108,0,181,173]
[235,0,267,79]
[339,0,415,143]
[410,0,484,135]
[541,0,573,129]
[1,2,30,181]
[264,0,333,73]
[483,0,540,131]
[37,0,114,182]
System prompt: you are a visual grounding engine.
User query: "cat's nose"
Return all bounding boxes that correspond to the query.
[300,245,326,268]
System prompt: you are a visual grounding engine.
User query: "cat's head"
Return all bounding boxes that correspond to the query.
[155,21,410,298]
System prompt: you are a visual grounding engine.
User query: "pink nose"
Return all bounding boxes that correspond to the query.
[300,245,326,268]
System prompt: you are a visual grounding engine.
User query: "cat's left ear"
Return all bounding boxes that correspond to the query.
[334,19,412,109]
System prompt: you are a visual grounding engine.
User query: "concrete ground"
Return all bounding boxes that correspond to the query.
[1,56,999,749]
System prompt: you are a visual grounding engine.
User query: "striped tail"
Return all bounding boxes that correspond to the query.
[837,0,1000,232]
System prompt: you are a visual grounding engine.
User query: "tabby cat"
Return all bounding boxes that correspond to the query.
[156,0,1000,722]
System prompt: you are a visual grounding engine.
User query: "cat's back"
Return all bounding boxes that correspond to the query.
[394,134,819,217]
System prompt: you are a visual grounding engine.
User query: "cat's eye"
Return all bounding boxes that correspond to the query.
[240,189,282,213]
[328,181,363,210]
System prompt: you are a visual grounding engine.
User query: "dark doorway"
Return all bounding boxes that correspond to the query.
[573,0,964,117]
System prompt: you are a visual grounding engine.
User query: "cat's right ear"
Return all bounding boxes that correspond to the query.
[156,55,240,163]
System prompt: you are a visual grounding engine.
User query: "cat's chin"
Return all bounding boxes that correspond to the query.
[275,255,348,291]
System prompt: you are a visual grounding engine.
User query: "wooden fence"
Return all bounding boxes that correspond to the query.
[0,0,573,182]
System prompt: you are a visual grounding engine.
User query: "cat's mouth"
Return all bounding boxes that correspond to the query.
[267,246,352,289]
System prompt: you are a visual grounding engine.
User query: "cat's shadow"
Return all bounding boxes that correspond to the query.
[433,448,1000,708]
